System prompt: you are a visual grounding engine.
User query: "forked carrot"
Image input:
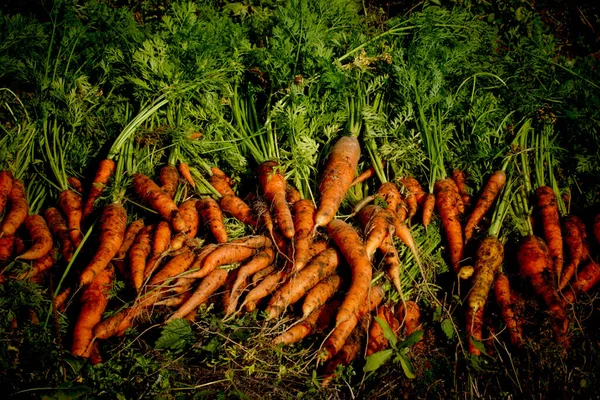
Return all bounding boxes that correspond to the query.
[464,170,506,242]
[378,231,401,294]
[82,159,115,219]
[358,205,393,259]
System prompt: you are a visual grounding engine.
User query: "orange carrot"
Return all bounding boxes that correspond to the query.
[285,185,302,206]
[272,299,341,346]
[82,159,115,220]
[563,259,600,304]
[178,199,199,238]
[209,167,235,196]
[421,193,435,229]
[464,170,506,242]
[167,268,229,322]
[184,243,219,278]
[152,221,172,256]
[178,163,195,187]
[159,165,179,199]
[68,176,83,194]
[243,270,285,312]
[223,269,245,317]
[115,219,145,261]
[466,306,484,356]
[366,303,400,356]
[219,194,257,227]
[129,225,154,291]
[302,274,343,319]
[321,316,367,387]
[197,197,228,243]
[53,287,72,313]
[517,235,569,346]
[377,182,402,213]
[1,179,29,237]
[79,203,127,286]
[257,161,295,239]
[559,215,584,290]
[44,207,75,261]
[266,248,340,319]
[397,300,422,340]
[358,204,393,259]
[535,186,564,279]
[434,178,464,275]
[0,235,15,262]
[573,216,590,260]
[16,247,57,280]
[391,219,421,267]
[72,265,114,358]
[147,248,196,288]
[452,169,471,208]
[17,214,53,260]
[351,165,376,187]
[398,177,426,218]
[327,219,373,325]
[59,189,83,248]
[291,199,316,272]
[252,265,275,284]
[494,273,523,347]
[230,247,275,296]
[315,136,361,228]
[93,305,141,340]
[321,285,384,362]
[132,173,186,232]
[378,231,402,294]
[0,170,13,215]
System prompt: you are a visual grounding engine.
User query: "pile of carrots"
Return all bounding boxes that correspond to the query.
[1,134,600,384]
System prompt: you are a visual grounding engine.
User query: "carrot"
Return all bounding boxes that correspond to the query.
[594,213,600,246]
[131,173,186,232]
[72,265,114,358]
[397,300,423,350]
[243,270,285,312]
[129,225,154,291]
[59,189,83,248]
[468,236,504,312]
[573,215,590,260]
[494,273,523,347]
[434,178,464,275]
[1,179,29,237]
[421,193,435,229]
[115,219,145,261]
[257,161,295,239]
[285,185,302,206]
[302,274,343,319]
[517,235,569,346]
[167,268,229,322]
[0,235,15,262]
[53,287,72,313]
[0,170,13,215]
[16,214,53,260]
[147,248,196,288]
[184,243,219,278]
[266,248,341,319]
[272,299,341,346]
[358,205,393,259]
[464,170,506,242]
[252,265,275,284]
[378,231,401,294]
[452,169,471,208]
[466,306,485,356]
[178,163,195,187]
[397,177,426,219]
[391,219,421,268]
[220,194,257,227]
[152,221,172,256]
[67,177,82,194]
[44,207,74,261]
[321,317,366,387]
[377,182,402,213]
[93,305,141,340]
[79,203,127,286]
[366,303,400,356]
[315,136,361,228]
[209,167,235,196]
[178,199,199,238]
[223,269,245,317]
[197,198,228,243]
[351,165,376,187]
[193,235,271,279]
[562,259,600,304]
[291,199,316,272]
[159,165,179,199]
[231,247,275,296]
[16,247,57,280]
[559,215,584,290]
[535,186,564,279]
[321,285,384,362]
[82,159,115,220]
[327,219,373,325]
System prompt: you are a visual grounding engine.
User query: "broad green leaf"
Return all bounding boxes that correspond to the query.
[400,330,424,348]
[441,318,455,339]
[397,353,416,379]
[155,319,193,353]
[470,336,486,354]
[364,349,394,373]
[373,316,398,349]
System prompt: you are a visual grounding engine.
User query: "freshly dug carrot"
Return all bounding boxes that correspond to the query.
[93,305,141,340]
[53,287,72,313]
[494,273,523,347]
[243,270,285,312]
[59,189,83,248]
[257,161,295,239]
[178,163,195,187]
[468,236,504,312]
[434,178,464,275]
[302,274,343,318]
[536,186,564,278]
[44,207,74,261]
[16,247,57,280]
[0,235,15,262]
[115,219,145,260]
[266,248,341,319]
[16,215,53,260]
[378,232,402,294]
[82,159,115,219]
[147,249,196,288]
[153,221,172,256]
[0,170,13,215]
[517,235,569,346]
[219,194,257,227]
[377,182,402,213]
[184,244,219,278]
[72,265,114,358]
[315,136,361,228]
[573,215,590,260]
[178,199,199,238]
[321,285,384,362]
[1,179,29,237]
[321,318,366,387]
[252,265,275,284]
[79,203,127,286]
[291,199,316,272]
[452,169,471,208]
[327,219,373,325]
[131,173,186,232]
[398,177,426,218]
[223,269,245,317]
[397,300,422,341]
[351,165,376,187]
[159,165,179,199]
[68,176,83,194]
[193,235,271,279]
[209,167,235,196]
[231,247,275,296]
[358,205,393,259]
[197,198,227,243]
[391,220,421,268]
[464,170,506,242]
[285,185,302,206]
[273,300,341,346]
[167,268,229,322]
[563,259,600,304]
[366,303,400,356]
[421,193,435,229]
[559,215,584,290]
[466,306,484,356]
[129,225,154,291]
